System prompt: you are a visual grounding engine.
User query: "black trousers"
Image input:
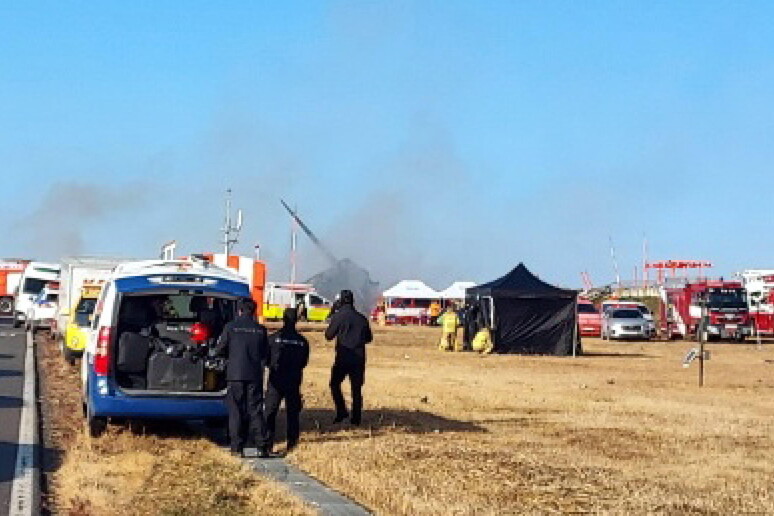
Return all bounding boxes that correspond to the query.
[264,381,302,448]
[225,381,267,452]
[329,359,365,423]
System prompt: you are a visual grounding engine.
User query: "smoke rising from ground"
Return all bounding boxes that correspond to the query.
[16,182,148,260]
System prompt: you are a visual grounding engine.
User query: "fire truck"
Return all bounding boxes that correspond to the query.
[659,279,753,341]
[0,260,29,317]
[737,269,774,336]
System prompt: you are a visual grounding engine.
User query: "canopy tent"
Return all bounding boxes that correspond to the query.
[382,280,440,299]
[466,263,579,356]
[439,281,477,300]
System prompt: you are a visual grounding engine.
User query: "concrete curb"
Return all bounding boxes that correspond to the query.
[248,456,371,516]
[9,331,39,516]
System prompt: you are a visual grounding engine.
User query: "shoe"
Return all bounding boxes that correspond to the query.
[257,447,272,459]
[333,412,349,424]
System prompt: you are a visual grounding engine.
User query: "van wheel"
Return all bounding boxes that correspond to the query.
[63,348,76,366]
[86,403,107,438]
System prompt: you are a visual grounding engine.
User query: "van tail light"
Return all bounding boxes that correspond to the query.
[94,326,113,376]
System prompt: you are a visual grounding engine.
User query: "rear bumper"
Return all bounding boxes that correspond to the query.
[33,318,54,328]
[87,375,227,419]
[579,325,601,337]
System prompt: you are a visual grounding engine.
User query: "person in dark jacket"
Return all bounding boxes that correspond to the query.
[213,298,271,457]
[324,289,372,425]
[265,308,309,453]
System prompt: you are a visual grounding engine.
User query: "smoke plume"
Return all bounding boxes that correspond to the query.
[17,181,147,259]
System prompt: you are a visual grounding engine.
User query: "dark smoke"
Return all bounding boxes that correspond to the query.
[306,258,380,313]
[17,181,147,259]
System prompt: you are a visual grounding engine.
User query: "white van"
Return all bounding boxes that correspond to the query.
[14,262,61,327]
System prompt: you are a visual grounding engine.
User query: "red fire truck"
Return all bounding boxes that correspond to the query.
[0,260,29,317]
[659,280,753,341]
[738,270,774,336]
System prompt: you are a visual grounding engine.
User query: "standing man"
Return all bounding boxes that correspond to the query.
[325,289,372,425]
[214,298,271,457]
[265,307,309,453]
[428,300,442,326]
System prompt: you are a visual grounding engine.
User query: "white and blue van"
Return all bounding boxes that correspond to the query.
[81,258,251,437]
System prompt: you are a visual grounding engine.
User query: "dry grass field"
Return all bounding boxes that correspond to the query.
[288,325,774,514]
[37,325,774,514]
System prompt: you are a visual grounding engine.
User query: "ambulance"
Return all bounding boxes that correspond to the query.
[263,282,332,322]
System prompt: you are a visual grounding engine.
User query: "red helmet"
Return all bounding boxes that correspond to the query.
[190,322,210,343]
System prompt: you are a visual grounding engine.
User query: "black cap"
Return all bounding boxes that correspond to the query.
[283,307,298,325]
[340,289,354,305]
[239,298,257,315]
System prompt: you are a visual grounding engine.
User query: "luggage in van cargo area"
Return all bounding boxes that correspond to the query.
[116,332,152,373]
[147,351,205,391]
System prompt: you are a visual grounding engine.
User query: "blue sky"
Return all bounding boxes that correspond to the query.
[2,1,774,289]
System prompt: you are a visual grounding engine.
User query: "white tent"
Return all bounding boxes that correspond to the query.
[439,281,477,300]
[382,280,440,299]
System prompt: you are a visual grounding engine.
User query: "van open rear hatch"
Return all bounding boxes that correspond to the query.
[113,291,236,396]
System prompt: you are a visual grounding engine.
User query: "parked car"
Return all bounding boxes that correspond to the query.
[14,262,60,328]
[25,283,59,333]
[81,258,252,437]
[577,300,602,337]
[602,308,652,340]
[601,300,656,337]
[62,284,101,365]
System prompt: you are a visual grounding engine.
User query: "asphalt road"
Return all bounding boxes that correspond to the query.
[0,327,25,514]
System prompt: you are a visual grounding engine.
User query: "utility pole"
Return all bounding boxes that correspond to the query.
[222,189,243,256]
[290,204,298,284]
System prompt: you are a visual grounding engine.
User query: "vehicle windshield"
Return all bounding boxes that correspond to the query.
[611,309,642,319]
[577,304,598,314]
[74,298,97,327]
[707,288,747,309]
[309,294,329,306]
[637,306,650,315]
[23,278,48,295]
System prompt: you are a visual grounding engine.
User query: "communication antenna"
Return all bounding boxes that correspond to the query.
[609,236,621,287]
[222,189,243,256]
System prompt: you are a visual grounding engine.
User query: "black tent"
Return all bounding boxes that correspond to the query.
[466,263,579,356]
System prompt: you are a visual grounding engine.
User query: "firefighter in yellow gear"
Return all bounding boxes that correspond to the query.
[437,306,461,351]
[472,327,493,354]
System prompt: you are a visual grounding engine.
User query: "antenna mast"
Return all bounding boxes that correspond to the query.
[222,189,243,256]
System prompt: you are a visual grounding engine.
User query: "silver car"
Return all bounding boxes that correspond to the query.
[602,308,651,340]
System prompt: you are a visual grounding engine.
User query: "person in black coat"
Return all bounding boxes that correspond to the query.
[265,307,310,453]
[324,289,372,425]
[213,298,271,457]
